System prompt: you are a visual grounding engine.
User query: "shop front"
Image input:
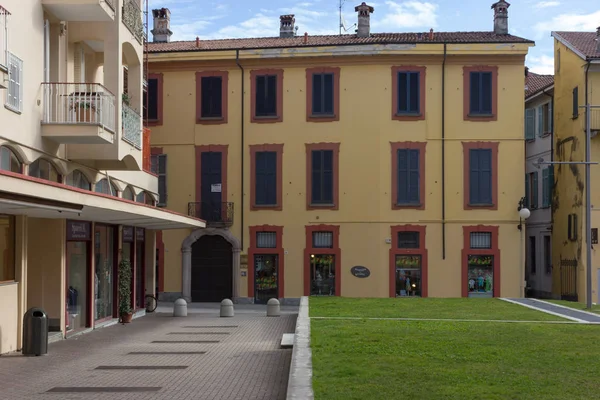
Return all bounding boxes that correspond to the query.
[94,224,117,323]
[66,220,92,334]
[122,226,146,310]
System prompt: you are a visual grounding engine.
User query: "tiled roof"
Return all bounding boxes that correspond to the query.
[147,32,534,53]
[553,31,600,60]
[525,71,553,99]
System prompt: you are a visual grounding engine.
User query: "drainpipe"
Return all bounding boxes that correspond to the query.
[441,43,447,259]
[236,49,245,249]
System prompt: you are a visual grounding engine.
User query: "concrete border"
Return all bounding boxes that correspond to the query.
[499,298,588,323]
[286,296,314,400]
[533,299,600,317]
[310,316,589,324]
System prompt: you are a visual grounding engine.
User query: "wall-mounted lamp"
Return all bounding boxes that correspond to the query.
[517,197,531,231]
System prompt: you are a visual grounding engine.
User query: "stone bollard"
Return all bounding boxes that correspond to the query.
[266,298,281,317]
[173,298,188,317]
[220,299,234,317]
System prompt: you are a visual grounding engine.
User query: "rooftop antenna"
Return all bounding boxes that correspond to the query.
[339,0,356,35]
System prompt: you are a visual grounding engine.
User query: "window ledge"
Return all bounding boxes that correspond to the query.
[254,115,279,120]
[395,112,422,117]
[467,203,495,208]
[309,203,335,207]
[540,132,552,137]
[199,116,224,121]
[395,203,423,208]
[252,204,281,210]
[0,280,18,287]
[468,113,494,118]
[310,113,336,118]
[525,138,536,142]
[4,104,22,115]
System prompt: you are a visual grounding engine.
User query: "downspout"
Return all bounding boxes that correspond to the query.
[236,49,245,249]
[441,43,447,259]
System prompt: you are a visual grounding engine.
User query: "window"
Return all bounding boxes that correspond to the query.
[306,225,340,297]
[136,191,154,205]
[257,232,277,248]
[306,67,340,121]
[156,154,167,207]
[468,149,492,205]
[463,226,498,298]
[255,151,277,206]
[29,159,60,182]
[542,167,554,208]
[396,149,420,205]
[529,236,536,275]
[196,72,228,124]
[567,213,577,241]
[463,66,498,121]
[122,186,135,201]
[249,226,284,302]
[0,6,9,71]
[572,87,579,119]
[144,73,163,125]
[525,108,535,140]
[470,232,491,249]
[251,69,283,122]
[391,225,427,298]
[525,171,538,209]
[0,145,21,173]
[313,231,333,248]
[544,236,552,274]
[467,255,494,297]
[398,231,419,249]
[0,214,15,282]
[537,102,552,136]
[65,170,91,190]
[311,150,334,205]
[94,178,117,196]
[6,52,23,113]
[397,72,420,114]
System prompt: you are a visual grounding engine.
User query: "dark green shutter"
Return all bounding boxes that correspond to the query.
[525,108,535,140]
[542,168,549,208]
[525,173,530,208]
[532,171,539,209]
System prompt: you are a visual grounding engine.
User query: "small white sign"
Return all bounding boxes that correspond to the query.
[211,183,222,193]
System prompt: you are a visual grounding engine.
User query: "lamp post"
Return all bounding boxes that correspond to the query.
[517,197,531,298]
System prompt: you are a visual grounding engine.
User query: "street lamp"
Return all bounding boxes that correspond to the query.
[517,197,530,297]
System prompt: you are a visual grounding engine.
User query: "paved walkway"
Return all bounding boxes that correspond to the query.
[503,298,600,323]
[0,305,297,400]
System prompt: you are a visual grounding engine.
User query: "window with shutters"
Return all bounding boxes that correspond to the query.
[6,51,23,113]
[525,171,538,209]
[537,102,552,136]
[392,66,426,121]
[525,108,535,140]
[572,87,579,119]
[542,166,554,208]
[196,71,228,124]
[391,142,426,210]
[252,69,283,122]
[251,144,283,211]
[144,73,163,125]
[306,143,340,210]
[0,6,9,72]
[468,149,493,205]
[156,154,167,207]
[463,66,498,121]
[306,67,340,122]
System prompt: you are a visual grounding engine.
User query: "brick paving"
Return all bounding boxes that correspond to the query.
[0,309,297,400]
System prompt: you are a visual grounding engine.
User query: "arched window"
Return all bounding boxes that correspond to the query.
[65,170,91,190]
[122,186,135,201]
[95,178,118,196]
[0,146,22,173]
[29,158,60,182]
[136,191,155,206]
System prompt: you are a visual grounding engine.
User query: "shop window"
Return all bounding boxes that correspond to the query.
[254,254,278,304]
[122,186,135,201]
[257,232,277,248]
[29,158,60,182]
[398,231,419,249]
[0,145,21,173]
[65,170,91,190]
[467,255,494,297]
[95,178,118,197]
[470,232,491,249]
[0,214,15,282]
[312,231,333,248]
[310,254,335,296]
[94,225,115,321]
[395,255,422,297]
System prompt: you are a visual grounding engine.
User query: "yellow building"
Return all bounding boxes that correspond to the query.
[550,28,600,303]
[147,1,534,304]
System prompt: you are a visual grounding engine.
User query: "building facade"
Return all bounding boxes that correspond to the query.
[524,70,554,298]
[147,1,533,304]
[550,28,600,303]
[0,0,204,355]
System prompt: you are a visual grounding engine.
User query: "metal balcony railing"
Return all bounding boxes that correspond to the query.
[42,83,116,133]
[122,0,144,44]
[122,102,142,149]
[590,109,600,132]
[188,202,234,227]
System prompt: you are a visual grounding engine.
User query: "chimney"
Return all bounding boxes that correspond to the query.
[429,28,434,40]
[355,2,374,38]
[151,8,173,43]
[491,0,510,35]
[596,26,600,53]
[279,15,295,38]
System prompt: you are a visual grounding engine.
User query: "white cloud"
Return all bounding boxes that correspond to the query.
[527,54,554,75]
[534,10,600,38]
[535,1,560,8]
[375,1,438,30]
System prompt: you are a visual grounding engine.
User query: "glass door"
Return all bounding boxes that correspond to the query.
[254,254,278,304]
[395,255,422,297]
[94,225,115,321]
[66,241,88,332]
[467,255,494,298]
[310,254,335,296]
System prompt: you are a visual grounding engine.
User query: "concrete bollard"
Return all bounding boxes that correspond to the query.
[173,298,188,317]
[266,298,281,317]
[220,299,234,317]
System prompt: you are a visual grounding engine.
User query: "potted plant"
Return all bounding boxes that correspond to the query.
[118,257,133,323]
[71,101,96,123]
[122,92,130,106]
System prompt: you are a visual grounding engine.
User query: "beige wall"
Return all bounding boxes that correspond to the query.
[0,283,19,354]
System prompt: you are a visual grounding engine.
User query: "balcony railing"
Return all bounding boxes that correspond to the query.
[188,202,234,227]
[104,0,115,11]
[142,127,151,172]
[122,102,142,149]
[42,83,116,133]
[590,109,600,132]
[122,0,144,44]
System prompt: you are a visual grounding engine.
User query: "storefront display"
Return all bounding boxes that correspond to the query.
[254,254,278,304]
[310,254,335,296]
[95,225,115,321]
[65,220,91,332]
[467,255,494,298]
[395,255,422,297]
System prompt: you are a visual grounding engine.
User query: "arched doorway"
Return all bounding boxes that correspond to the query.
[191,235,233,302]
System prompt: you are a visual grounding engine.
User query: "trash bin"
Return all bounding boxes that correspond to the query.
[22,307,49,356]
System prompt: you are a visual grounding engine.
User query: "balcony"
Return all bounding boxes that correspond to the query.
[590,109,600,133]
[41,83,116,144]
[122,0,144,44]
[42,0,115,22]
[188,202,234,227]
[122,103,142,149]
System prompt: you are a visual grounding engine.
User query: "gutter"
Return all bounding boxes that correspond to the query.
[441,43,447,259]
[236,49,245,249]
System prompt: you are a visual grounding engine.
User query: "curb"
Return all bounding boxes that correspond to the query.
[286,296,314,400]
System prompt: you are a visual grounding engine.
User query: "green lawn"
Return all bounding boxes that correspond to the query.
[311,318,600,400]
[309,297,566,321]
[545,299,600,314]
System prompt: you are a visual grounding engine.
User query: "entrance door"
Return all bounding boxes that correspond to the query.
[200,152,222,222]
[254,254,278,304]
[66,241,89,332]
[191,235,233,302]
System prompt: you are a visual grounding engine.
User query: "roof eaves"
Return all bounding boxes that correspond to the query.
[525,84,554,102]
[551,31,588,61]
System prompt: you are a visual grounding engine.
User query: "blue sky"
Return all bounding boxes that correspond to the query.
[147,0,600,74]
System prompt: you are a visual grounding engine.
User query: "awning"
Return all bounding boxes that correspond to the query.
[0,172,205,230]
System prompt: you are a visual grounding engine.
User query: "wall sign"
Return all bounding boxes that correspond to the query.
[66,221,91,241]
[350,266,371,278]
[123,226,134,242]
[211,183,222,193]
